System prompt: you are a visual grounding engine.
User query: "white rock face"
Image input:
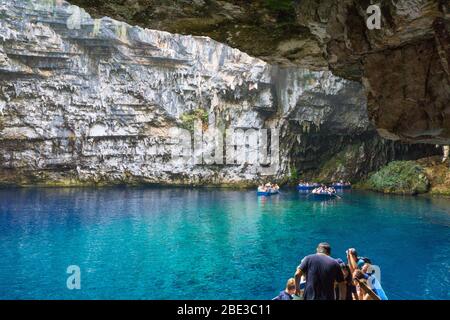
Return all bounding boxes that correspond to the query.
[0,0,383,186]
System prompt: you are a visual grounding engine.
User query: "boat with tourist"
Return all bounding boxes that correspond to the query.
[308,185,338,200]
[297,181,320,191]
[257,183,280,196]
[331,180,352,190]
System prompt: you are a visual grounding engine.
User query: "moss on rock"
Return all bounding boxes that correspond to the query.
[180,108,208,132]
[316,143,361,183]
[364,161,430,195]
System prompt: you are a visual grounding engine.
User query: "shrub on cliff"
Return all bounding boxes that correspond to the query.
[365,161,429,195]
[289,165,299,184]
[180,108,209,132]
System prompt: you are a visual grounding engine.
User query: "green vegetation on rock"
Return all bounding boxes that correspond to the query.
[317,144,360,183]
[180,108,208,132]
[364,161,430,195]
[289,164,298,183]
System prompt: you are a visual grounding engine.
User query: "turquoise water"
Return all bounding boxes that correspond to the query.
[0,187,449,300]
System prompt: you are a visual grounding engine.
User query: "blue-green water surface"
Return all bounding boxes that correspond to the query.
[0,188,449,299]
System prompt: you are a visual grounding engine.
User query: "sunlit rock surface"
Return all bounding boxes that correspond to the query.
[0,0,437,186]
[72,0,450,144]
[69,0,327,69]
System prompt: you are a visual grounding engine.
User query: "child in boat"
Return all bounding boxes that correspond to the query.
[272,278,296,300]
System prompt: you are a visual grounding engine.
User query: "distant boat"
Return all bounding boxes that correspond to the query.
[308,192,337,200]
[297,184,320,191]
[331,184,351,190]
[257,189,279,196]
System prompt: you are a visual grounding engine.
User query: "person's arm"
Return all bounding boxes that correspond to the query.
[335,265,346,300]
[295,257,308,295]
[294,268,303,296]
[354,278,381,300]
[351,285,359,300]
[347,249,358,274]
[338,282,347,300]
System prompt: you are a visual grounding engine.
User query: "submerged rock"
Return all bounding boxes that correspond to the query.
[0,0,438,187]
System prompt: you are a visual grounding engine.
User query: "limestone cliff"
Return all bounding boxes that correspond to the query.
[69,0,327,68]
[0,0,437,186]
[71,0,450,144]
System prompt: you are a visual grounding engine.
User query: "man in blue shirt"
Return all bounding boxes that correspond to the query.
[294,242,345,300]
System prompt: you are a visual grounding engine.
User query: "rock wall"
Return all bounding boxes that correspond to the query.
[296,0,450,144]
[71,0,450,144]
[0,0,437,186]
[69,0,327,68]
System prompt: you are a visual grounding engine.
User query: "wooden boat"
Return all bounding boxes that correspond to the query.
[297,184,319,191]
[308,192,337,200]
[257,189,279,196]
[331,184,351,190]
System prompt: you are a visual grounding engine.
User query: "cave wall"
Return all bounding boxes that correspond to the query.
[0,0,438,186]
[296,0,450,144]
[70,0,450,144]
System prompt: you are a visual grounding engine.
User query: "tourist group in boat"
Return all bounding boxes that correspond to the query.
[311,185,337,195]
[296,181,320,189]
[257,180,351,199]
[273,242,388,300]
[331,180,352,189]
[257,182,280,196]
